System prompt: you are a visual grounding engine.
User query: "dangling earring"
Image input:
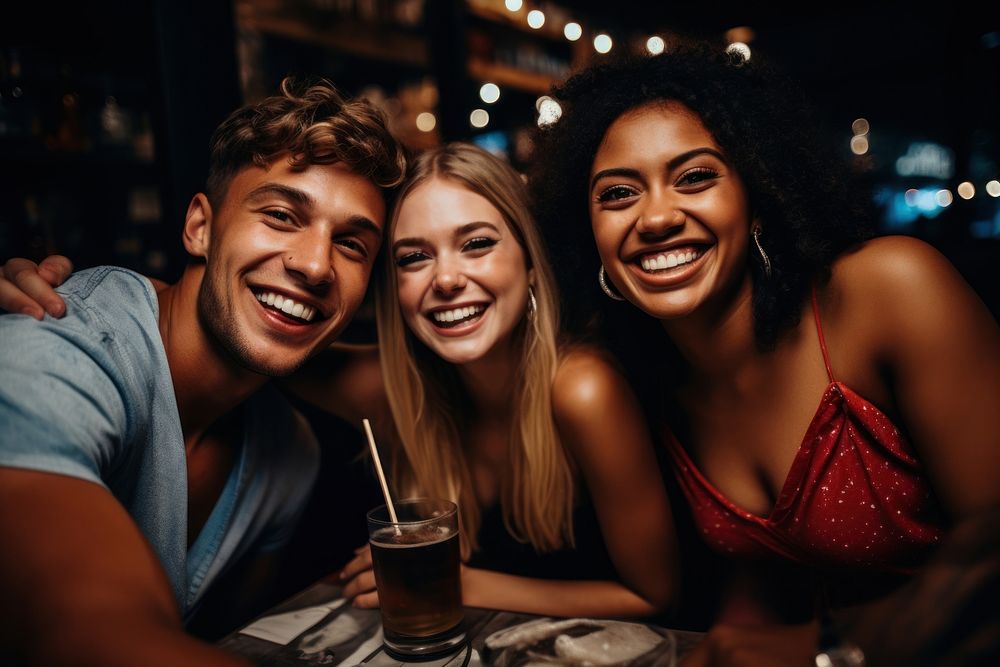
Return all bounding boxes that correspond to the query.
[752,224,772,278]
[527,286,538,321]
[598,265,625,301]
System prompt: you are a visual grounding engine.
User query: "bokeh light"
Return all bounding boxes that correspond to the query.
[725,41,751,61]
[564,22,582,41]
[415,112,436,132]
[479,83,500,104]
[850,135,869,155]
[646,36,665,55]
[594,34,613,54]
[470,108,490,128]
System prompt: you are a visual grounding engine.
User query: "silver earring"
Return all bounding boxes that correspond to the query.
[752,225,772,278]
[598,265,625,301]
[527,286,538,320]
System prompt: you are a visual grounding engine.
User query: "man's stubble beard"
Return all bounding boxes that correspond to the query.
[196,276,308,378]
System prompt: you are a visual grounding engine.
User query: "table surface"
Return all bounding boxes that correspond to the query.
[220,580,703,666]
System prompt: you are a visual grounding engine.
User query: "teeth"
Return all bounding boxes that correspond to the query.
[432,305,484,324]
[640,249,701,273]
[255,291,317,322]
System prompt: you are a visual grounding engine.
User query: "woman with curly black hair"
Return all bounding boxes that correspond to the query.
[531,42,1000,664]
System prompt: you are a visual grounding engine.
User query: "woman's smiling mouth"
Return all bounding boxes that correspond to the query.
[638,246,704,273]
[428,304,487,328]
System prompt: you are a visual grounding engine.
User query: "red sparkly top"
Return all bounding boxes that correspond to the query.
[664,290,945,572]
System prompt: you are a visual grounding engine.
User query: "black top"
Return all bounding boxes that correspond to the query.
[467,499,617,581]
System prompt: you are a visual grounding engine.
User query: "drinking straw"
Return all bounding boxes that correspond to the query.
[363,418,399,524]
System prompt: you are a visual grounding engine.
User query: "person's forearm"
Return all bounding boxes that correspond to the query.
[834,506,1000,666]
[461,566,662,618]
[21,616,249,667]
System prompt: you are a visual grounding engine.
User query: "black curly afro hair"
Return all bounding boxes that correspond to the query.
[530,40,875,355]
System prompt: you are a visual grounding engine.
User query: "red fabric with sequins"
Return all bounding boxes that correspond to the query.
[664,291,945,572]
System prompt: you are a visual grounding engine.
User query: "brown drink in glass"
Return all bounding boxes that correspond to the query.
[367,499,465,659]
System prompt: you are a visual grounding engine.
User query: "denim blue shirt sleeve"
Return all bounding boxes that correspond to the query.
[0,266,319,620]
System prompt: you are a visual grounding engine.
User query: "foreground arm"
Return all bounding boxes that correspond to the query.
[0,469,248,667]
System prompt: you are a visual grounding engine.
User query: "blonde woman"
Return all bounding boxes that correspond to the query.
[334,143,678,618]
[2,144,680,619]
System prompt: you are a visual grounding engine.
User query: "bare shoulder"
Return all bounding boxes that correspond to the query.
[827,235,998,356]
[830,236,983,321]
[831,235,952,289]
[552,344,632,417]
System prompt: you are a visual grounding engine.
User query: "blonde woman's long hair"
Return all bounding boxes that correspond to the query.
[375,143,574,560]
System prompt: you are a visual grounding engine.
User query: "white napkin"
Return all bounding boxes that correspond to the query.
[239,598,347,645]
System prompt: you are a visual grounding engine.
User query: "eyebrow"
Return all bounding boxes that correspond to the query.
[392,221,500,252]
[244,183,314,207]
[590,147,728,190]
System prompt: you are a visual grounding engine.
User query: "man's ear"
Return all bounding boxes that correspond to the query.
[183,194,213,258]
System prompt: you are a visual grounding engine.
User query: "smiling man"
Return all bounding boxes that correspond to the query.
[0,79,405,666]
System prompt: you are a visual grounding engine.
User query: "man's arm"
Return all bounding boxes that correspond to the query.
[0,468,249,667]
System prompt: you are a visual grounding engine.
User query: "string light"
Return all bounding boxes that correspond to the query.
[415,112,436,132]
[725,41,751,61]
[479,83,500,104]
[564,22,582,41]
[594,33,613,54]
[470,108,490,128]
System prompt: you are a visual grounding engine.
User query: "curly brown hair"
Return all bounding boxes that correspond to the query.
[205,77,407,207]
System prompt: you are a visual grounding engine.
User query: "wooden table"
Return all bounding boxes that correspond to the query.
[220,580,703,666]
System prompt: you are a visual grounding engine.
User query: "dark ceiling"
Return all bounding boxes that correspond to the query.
[568,2,999,147]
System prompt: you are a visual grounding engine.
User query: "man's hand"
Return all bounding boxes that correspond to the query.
[0,255,72,319]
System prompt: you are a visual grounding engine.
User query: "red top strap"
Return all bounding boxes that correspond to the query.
[811,286,836,383]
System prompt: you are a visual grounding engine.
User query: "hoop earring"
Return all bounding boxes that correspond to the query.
[598,265,625,301]
[527,286,538,321]
[752,224,772,278]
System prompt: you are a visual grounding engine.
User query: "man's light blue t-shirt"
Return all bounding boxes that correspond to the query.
[0,267,319,620]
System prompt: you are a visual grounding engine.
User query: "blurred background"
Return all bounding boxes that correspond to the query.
[1,0,998,314]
